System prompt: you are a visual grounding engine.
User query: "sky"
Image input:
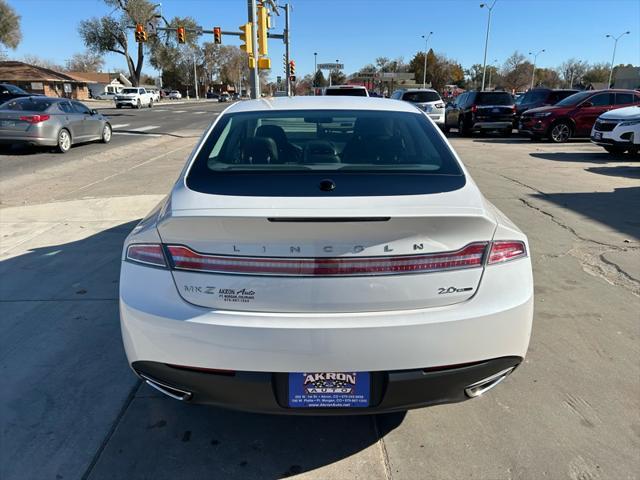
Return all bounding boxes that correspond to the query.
[6,0,640,80]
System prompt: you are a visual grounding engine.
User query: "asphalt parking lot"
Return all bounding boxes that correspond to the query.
[1,124,638,479]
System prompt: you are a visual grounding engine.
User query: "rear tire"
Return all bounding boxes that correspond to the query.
[56,128,71,153]
[136,99,142,109]
[116,104,122,109]
[101,123,112,144]
[458,117,470,137]
[549,121,572,143]
[502,128,513,137]
[149,99,153,108]
[442,123,450,134]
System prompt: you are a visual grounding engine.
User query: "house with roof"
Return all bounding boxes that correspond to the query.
[67,71,132,98]
[0,61,95,99]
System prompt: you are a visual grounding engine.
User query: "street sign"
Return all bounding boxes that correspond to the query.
[356,72,376,78]
[381,72,414,80]
[317,63,344,70]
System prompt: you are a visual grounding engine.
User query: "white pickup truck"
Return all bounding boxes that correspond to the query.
[115,87,154,109]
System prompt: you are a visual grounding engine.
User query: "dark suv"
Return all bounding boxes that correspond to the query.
[519,89,640,142]
[0,83,32,104]
[515,88,579,124]
[444,91,515,136]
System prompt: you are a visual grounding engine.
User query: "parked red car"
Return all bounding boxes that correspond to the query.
[519,89,640,142]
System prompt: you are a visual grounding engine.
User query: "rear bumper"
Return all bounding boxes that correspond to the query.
[472,121,512,130]
[0,135,56,146]
[132,356,522,414]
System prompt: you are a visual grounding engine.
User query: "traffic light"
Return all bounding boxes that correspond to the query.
[239,22,253,56]
[213,27,222,44]
[258,57,271,70]
[177,26,186,44]
[289,60,295,76]
[135,24,147,43]
[257,5,268,56]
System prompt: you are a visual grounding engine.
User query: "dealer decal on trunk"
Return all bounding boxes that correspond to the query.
[183,285,256,303]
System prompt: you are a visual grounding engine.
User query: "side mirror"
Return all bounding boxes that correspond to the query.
[91,109,98,115]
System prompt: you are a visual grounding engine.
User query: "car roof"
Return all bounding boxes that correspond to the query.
[225,96,419,113]
[325,85,366,89]
[397,88,438,93]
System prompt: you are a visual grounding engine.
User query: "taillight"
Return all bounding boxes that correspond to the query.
[167,243,488,277]
[126,244,167,268]
[488,241,527,265]
[19,114,50,124]
[471,105,478,113]
[512,105,517,113]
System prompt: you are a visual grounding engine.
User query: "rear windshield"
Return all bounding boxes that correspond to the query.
[0,97,55,112]
[325,88,367,97]
[1,84,28,94]
[402,91,441,103]
[187,109,465,196]
[555,91,592,106]
[122,88,139,94]
[474,92,514,106]
[519,90,549,104]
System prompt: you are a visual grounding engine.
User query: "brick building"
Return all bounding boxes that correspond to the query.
[0,61,94,100]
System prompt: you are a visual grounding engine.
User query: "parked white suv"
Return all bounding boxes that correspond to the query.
[115,87,154,109]
[324,85,369,97]
[591,105,640,155]
[392,88,446,126]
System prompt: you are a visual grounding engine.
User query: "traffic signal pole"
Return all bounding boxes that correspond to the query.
[284,3,290,96]
[248,0,260,99]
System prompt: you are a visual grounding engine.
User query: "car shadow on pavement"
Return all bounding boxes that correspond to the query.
[0,144,50,155]
[88,394,405,479]
[531,186,640,241]
[529,151,629,163]
[1,220,406,480]
[586,165,640,179]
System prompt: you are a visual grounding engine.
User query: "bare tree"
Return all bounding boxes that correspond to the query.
[65,51,105,72]
[78,0,159,85]
[502,51,532,92]
[558,58,588,88]
[0,0,21,50]
[21,54,64,71]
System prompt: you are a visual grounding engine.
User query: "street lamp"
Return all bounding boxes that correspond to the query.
[529,49,545,89]
[314,52,318,88]
[606,31,630,88]
[480,0,497,91]
[421,32,433,89]
[488,58,498,91]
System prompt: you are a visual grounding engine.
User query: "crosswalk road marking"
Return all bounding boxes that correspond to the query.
[110,123,130,129]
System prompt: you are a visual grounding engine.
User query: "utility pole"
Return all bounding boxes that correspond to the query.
[193,53,199,100]
[421,32,433,89]
[480,0,497,92]
[606,31,630,88]
[247,0,260,98]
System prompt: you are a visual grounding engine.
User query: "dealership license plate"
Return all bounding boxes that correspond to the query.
[492,108,500,113]
[0,120,16,128]
[288,372,370,408]
[594,132,602,140]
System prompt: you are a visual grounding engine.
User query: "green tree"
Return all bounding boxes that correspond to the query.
[583,62,610,85]
[0,0,21,50]
[313,69,327,87]
[502,51,532,92]
[78,0,160,86]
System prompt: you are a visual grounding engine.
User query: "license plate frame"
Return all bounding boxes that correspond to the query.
[288,371,370,408]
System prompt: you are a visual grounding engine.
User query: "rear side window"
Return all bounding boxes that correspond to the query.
[474,92,514,106]
[520,90,549,104]
[402,91,441,103]
[187,109,465,197]
[615,92,634,105]
[1,97,54,112]
[549,90,578,103]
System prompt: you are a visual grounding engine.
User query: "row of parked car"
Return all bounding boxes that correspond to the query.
[388,86,640,155]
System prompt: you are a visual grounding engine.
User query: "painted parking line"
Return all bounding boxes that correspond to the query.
[153,109,168,112]
[192,111,207,114]
[173,110,187,113]
[134,125,161,132]
[110,123,130,129]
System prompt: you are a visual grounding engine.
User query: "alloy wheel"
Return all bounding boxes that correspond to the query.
[58,130,71,152]
[550,123,570,143]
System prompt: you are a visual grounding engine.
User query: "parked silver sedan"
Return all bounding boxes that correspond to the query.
[0,96,111,153]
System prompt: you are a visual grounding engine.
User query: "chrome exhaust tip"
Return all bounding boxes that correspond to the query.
[464,367,515,398]
[139,373,193,401]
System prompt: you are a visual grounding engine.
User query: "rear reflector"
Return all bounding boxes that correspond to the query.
[126,244,167,267]
[488,241,527,264]
[19,114,50,124]
[167,243,488,277]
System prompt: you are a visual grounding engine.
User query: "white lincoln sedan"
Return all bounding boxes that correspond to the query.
[120,97,533,414]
